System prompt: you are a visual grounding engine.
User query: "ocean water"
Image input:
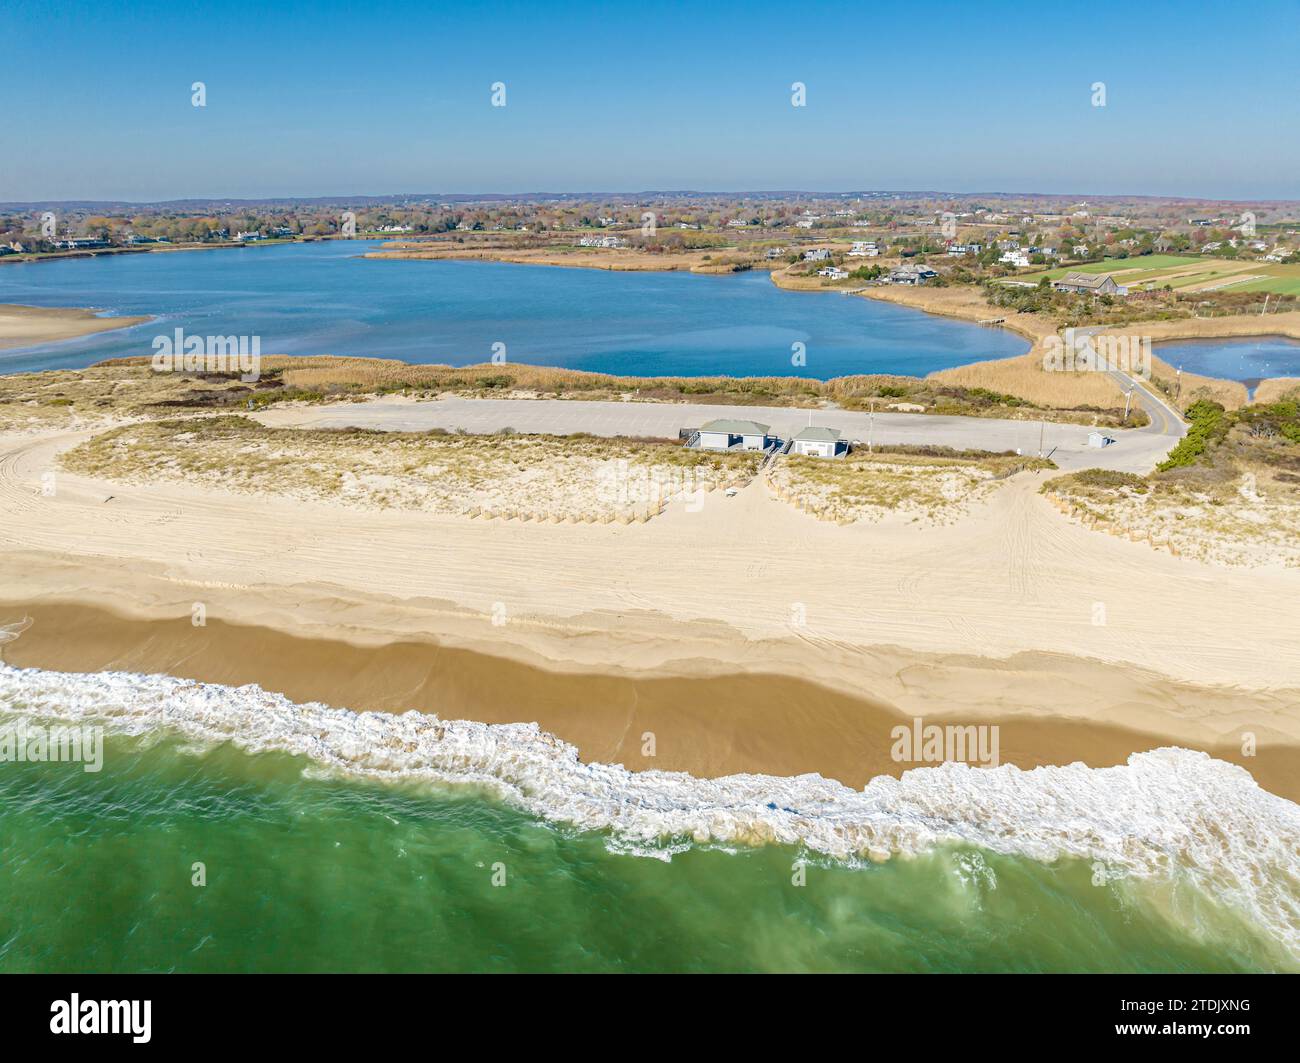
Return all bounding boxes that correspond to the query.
[1,664,1296,973]
[0,241,1027,378]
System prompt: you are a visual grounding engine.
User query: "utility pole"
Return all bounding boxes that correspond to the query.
[868,400,875,454]
[1176,366,1182,402]
[1037,419,1045,458]
[1124,387,1133,422]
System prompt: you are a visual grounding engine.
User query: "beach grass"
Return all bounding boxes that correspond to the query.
[59,415,762,522]
[770,446,1054,525]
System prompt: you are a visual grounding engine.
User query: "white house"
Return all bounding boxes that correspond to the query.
[848,241,880,257]
[999,250,1030,267]
[790,426,847,458]
[817,266,849,280]
[693,418,774,451]
[803,248,831,262]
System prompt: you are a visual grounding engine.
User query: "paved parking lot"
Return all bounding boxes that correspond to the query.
[258,396,1179,472]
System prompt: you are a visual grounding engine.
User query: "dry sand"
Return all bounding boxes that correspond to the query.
[2,421,1299,801]
[0,304,151,351]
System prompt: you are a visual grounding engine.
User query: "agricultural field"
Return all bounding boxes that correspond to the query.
[1017,255,1300,296]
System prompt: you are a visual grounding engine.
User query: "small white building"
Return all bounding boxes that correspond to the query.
[1087,431,1115,448]
[790,426,847,458]
[817,266,849,280]
[579,234,627,249]
[693,418,774,451]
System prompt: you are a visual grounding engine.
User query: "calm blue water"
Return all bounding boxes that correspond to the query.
[0,240,1028,378]
[1155,336,1300,394]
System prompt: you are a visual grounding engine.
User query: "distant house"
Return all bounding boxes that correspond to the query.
[848,241,880,257]
[578,234,627,249]
[803,248,831,262]
[790,426,847,458]
[887,265,938,285]
[53,238,109,249]
[764,247,788,259]
[947,243,979,256]
[817,266,849,280]
[692,418,774,452]
[999,250,1030,267]
[1052,271,1128,296]
[233,231,263,241]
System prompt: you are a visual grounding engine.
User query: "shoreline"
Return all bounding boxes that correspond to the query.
[5,594,1299,804]
[0,303,152,352]
[365,246,1299,394]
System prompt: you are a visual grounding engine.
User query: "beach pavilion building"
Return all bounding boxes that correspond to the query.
[692,418,775,451]
[790,426,848,458]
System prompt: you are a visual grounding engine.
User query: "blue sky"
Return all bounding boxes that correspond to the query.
[5,0,1299,202]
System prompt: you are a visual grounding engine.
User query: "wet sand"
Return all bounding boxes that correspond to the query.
[4,597,1298,802]
[0,304,151,351]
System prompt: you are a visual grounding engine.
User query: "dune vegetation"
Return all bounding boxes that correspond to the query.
[770,445,1054,525]
[59,415,761,523]
[1043,399,1300,566]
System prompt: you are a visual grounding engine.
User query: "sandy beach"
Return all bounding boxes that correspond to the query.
[0,303,151,351]
[2,417,1298,802]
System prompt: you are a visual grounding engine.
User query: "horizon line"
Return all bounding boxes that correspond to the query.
[5,189,1300,210]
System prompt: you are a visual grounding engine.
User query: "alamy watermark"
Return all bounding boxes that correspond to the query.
[596,460,707,511]
[1042,327,1151,379]
[890,717,1000,768]
[151,327,261,382]
[1,718,103,772]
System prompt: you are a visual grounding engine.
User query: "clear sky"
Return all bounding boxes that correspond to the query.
[5,0,1299,202]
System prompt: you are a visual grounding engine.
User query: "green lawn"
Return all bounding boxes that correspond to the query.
[1014,255,1300,295]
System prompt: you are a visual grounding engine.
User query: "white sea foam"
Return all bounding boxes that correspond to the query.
[2,663,1299,956]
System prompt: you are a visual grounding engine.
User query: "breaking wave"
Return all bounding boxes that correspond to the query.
[2,663,1298,956]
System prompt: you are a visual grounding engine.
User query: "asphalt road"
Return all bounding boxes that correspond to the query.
[258,394,1184,473]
